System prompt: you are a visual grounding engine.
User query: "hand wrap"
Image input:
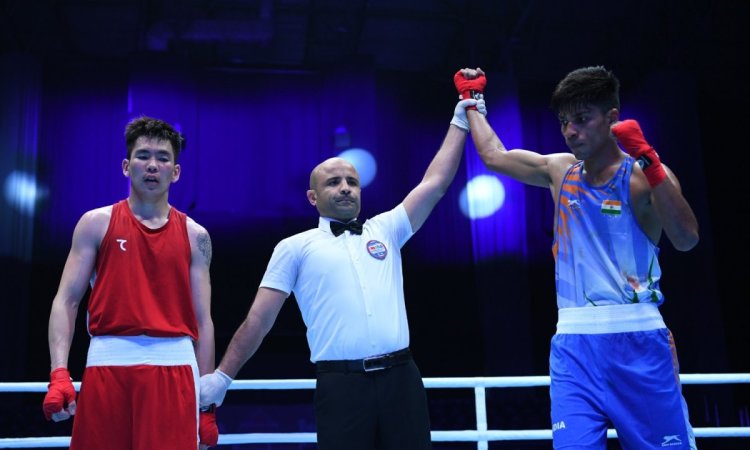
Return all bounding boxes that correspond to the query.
[611,119,667,187]
[199,406,219,447]
[42,368,77,422]
[454,70,486,111]
[453,70,487,100]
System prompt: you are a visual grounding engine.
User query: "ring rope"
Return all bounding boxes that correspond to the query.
[2,373,748,448]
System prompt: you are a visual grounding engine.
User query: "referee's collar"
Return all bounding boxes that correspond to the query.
[318,216,361,235]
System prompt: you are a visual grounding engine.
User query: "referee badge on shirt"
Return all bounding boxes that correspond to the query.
[600,199,622,215]
[366,240,388,260]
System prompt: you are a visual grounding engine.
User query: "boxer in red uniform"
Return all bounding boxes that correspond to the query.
[43,116,219,449]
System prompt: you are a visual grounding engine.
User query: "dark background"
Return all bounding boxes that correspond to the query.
[1,1,748,449]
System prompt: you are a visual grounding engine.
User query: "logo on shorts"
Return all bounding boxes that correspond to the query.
[661,435,683,447]
[551,421,566,433]
[117,239,127,251]
[366,240,387,260]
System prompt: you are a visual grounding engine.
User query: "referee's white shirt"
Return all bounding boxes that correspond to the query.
[260,204,414,362]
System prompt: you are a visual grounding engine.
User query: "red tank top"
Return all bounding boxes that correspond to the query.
[87,199,198,339]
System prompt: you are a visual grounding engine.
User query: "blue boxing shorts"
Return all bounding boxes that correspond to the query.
[549,303,697,449]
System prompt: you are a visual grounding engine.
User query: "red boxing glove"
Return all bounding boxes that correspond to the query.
[199,406,219,448]
[611,119,667,187]
[42,368,77,422]
[453,70,486,111]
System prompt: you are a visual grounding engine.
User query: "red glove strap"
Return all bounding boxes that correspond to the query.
[199,409,219,447]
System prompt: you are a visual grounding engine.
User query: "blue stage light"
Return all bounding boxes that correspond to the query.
[459,174,505,219]
[338,148,377,188]
[4,170,48,217]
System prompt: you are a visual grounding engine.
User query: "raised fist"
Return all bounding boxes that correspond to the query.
[454,68,486,100]
[611,119,667,187]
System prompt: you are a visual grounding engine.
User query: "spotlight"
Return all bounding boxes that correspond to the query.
[459,174,505,219]
[338,148,377,188]
[4,170,48,217]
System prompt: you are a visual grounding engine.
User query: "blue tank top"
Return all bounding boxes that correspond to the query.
[553,156,663,309]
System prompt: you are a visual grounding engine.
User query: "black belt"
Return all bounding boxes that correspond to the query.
[316,348,412,373]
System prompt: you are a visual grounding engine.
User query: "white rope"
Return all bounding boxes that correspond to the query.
[1,373,748,448]
[3,427,750,448]
[4,373,749,393]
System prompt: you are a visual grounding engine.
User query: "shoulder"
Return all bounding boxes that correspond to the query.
[185,217,212,255]
[368,204,406,227]
[77,205,112,233]
[70,205,112,247]
[185,216,210,240]
[279,228,319,246]
[185,217,213,264]
[270,228,327,258]
[546,153,578,179]
[547,153,578,171]
[548,153,579,188]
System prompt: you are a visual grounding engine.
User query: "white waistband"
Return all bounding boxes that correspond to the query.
[556,303,666,334]
[87,335,197,367]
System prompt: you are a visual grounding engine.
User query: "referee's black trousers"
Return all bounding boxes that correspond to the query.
[314,359,432,450]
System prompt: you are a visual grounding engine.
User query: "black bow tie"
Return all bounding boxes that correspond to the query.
[330,220,363,237]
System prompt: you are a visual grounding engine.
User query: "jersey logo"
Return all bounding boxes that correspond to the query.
[116,239,127,251]
[551,421,566,432]
[366,240,387,260]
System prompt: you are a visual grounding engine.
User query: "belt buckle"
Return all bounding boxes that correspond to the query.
[362,354,387,372]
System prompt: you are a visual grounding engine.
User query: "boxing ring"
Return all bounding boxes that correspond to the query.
[2,373,749,448]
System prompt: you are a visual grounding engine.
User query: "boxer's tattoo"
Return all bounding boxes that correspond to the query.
[197,231,212,265]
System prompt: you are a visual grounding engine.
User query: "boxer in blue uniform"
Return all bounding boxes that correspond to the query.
[459,65,700,449]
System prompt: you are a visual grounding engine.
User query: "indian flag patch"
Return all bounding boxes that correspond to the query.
[600,199,622,215]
